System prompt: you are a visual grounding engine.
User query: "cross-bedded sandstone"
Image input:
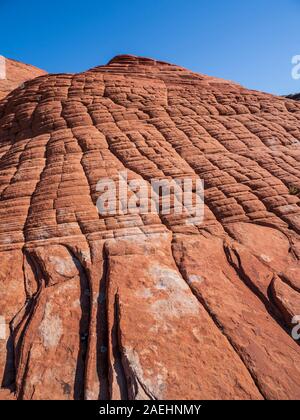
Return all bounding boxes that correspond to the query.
[0,55,299,400]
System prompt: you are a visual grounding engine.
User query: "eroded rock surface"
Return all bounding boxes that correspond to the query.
[0,55,299,400]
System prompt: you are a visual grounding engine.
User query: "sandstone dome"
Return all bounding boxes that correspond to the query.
[0,55,299,400]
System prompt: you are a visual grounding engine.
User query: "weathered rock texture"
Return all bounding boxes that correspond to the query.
[0,55,299,400]
[0,56,46,100]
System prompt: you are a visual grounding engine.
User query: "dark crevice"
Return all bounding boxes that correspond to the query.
[136,379,156,400]
[114,294,155,401]
[1,333,15,392]
[278,273,300,294]
[96,252,109,400]
[267,281,300,347]
[13,285,44,399]
[65,248,90,401]
[16,348,31,400]
[223,244,294,339]
[5,249,44,397]
[170,236,266,401]
[22,249,42,296]
[109,293,128,400]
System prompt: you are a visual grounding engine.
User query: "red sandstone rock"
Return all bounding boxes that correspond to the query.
[271,276,300,326]
[0,56,46,100]
[0,54,299,400]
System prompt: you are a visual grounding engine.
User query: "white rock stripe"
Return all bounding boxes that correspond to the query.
[0,56,6,80]
[0,316,6,340]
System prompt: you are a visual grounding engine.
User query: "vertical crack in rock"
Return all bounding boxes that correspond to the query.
[96,255,109,400]
[66,248,91,400]
[1,325,15,391]
[223,243,288,331]
[113,294,154,401]
[108,293,128,400]
[1,248,42,393]
[11,246,92,400]
[278,273,300,294]
[84,246,110,401]
[16,349,31,400]
[170,236,266,400]
[268,276,300,332]
[14,286,45,399]
[13,249,45,397]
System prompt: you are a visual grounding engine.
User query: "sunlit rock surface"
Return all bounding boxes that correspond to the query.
[0,55,299,400]
[0,56,46,100]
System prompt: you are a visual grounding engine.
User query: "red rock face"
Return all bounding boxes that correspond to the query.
[0,55,299,400]
[0,56,46,100]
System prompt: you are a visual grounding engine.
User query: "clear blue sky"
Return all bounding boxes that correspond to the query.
[1,0,300,95]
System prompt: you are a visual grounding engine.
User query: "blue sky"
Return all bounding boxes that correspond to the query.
[1,0,300,95]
